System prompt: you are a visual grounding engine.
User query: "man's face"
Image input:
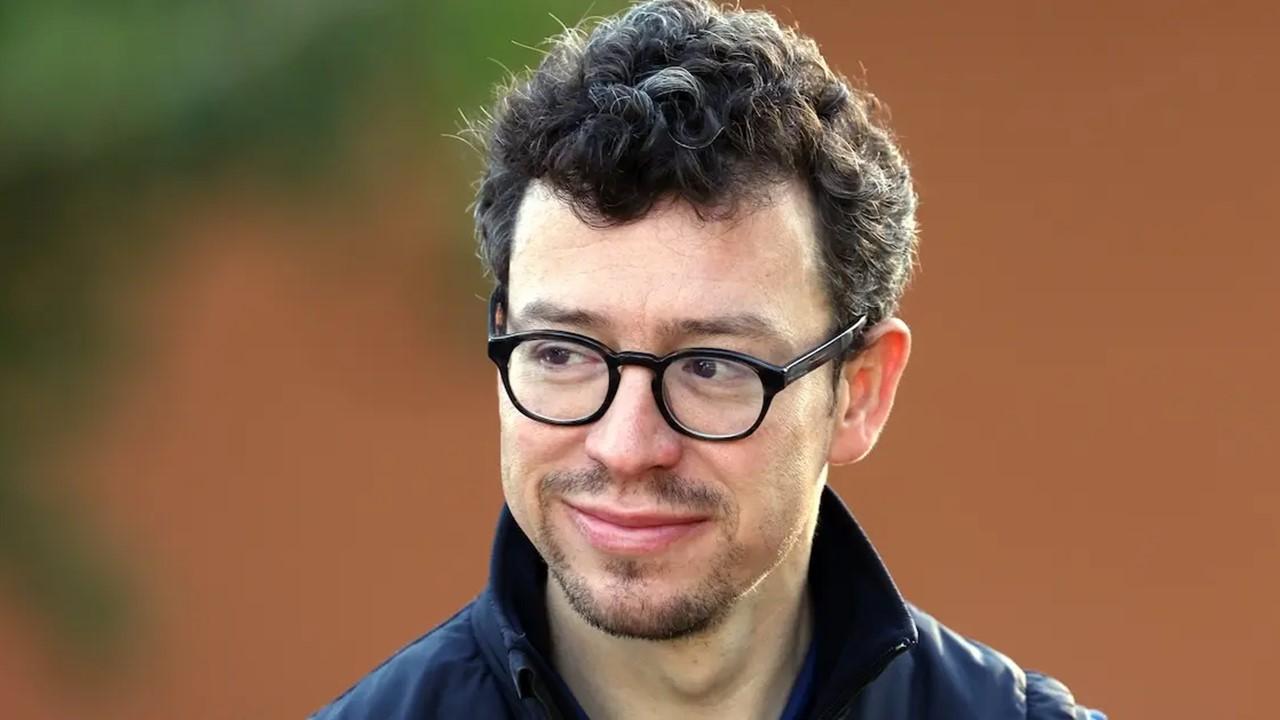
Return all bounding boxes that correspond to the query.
[499,181,841,641]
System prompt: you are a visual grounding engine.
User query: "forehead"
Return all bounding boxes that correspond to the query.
[507,182,831,344]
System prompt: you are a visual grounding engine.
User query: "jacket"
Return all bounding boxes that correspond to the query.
[311,487,1103,719]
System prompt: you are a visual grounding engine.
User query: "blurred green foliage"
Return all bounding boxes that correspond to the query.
[0,0,621,667]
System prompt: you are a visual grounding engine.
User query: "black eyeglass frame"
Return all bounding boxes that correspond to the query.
[486,288,868,441]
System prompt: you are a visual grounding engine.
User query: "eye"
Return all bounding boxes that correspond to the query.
[684,358,721,379]
[679,357,752,382]
[537,346,571,365]
[534,343,591,366]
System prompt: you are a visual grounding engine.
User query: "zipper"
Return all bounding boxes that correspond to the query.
[812,638,915,720]
[516,665,567,720]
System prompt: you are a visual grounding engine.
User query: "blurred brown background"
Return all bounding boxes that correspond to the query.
[1,1,1276,718]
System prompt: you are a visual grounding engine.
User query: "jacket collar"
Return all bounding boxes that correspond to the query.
[804,487,918,717]
[472,485,918,719]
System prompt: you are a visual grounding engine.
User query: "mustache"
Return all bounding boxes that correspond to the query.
[542,463,728,515]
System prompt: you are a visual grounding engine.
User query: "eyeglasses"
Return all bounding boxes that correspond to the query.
[486,289,867,441]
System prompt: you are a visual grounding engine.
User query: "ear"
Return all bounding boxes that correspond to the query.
[827,318,912,466]
[489,286,507,335]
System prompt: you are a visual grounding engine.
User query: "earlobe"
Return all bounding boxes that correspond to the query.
[827,319,912,466]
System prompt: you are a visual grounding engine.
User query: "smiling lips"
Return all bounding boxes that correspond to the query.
[565,502,710,555]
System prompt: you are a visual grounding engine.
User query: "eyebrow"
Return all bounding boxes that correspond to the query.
[512,300,610,332]
[511,299,791,350]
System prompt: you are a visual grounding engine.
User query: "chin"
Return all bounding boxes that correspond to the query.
[549,537,750,641]
[553,564,733,641]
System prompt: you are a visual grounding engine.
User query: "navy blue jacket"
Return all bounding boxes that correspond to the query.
[312,488,1103,719]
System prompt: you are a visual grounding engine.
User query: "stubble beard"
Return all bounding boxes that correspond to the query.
[535,464,748,641]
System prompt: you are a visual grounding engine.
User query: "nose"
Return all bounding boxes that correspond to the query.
[584,366,683,478]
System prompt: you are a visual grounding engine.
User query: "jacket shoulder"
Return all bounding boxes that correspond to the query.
[1025,670,1105,720]
[309,601,513,720]
[854,606,1099,720]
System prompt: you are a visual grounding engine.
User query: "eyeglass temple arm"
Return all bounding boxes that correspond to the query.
[782,316,868,385]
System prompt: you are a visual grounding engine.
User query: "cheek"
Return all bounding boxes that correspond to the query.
[501,406,580,473]
[498,403,540,526]
[498,403,583,524]
[719,390,831,545]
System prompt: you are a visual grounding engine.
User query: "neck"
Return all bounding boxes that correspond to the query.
[547,537,815,720]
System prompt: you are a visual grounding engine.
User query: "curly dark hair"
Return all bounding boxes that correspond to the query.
[471,0,918,331]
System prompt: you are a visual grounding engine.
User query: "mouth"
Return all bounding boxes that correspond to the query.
[563,501,711,556]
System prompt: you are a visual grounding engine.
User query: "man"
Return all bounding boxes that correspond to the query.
[314,1,1104,718]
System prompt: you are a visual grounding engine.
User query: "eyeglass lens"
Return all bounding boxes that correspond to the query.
[662,356,764,436]
[508,338,611,422]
